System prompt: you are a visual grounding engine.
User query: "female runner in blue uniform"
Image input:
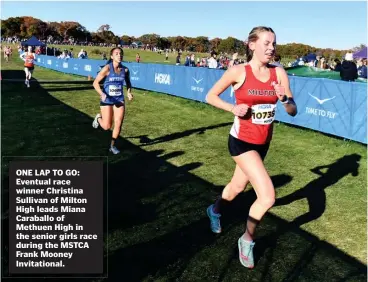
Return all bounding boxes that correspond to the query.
[92,47,133,154]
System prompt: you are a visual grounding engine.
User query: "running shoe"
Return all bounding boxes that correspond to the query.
[92,113,101,128]
[238,236,255,268]
[206,204,222,233]
[109,145,120,155]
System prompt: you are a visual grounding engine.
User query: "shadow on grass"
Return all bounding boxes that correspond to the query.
[127,122,233,146]
[1,70,366,282]
[1,69,90,84]
[44,86,95,92]
[275,154,361,227]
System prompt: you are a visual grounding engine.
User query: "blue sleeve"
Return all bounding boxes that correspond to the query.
[361,66,367,79]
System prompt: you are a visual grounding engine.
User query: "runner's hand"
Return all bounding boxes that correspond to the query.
[272,82,286,101]
[127,92,133,101]
[100,93,107,101]
[231,104,249,117]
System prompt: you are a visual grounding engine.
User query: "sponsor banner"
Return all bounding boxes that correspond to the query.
[34,55,367,144]
[34,55,107,78]
[275,76,366,143]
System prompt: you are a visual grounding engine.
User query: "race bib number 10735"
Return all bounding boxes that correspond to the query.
[251,104,276,125]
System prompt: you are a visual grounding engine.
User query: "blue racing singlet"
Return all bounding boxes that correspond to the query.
[102,63,126,104]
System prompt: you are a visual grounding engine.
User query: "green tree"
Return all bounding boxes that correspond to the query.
[209,37,222,51]
[193,36,210,53]
[217,37,244,54]
[120,35,133,45]
[1,17,23,37]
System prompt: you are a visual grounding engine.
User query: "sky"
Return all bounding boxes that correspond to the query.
[1,1,367,50]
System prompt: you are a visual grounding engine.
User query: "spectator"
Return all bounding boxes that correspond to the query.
[331,59,342,72]
[78,49,86,59]
[271,55,283,68]
[228,53,238,68]
[184,54,190,66]
[357,58,367,79]
[176,54,181,65]
[190,54,196,67]
[318,57,327,69]
[313,56,321,67]
[340,53,358,81]
[208,51,218,69]
[58,51,70,59]
[298,57,305,66]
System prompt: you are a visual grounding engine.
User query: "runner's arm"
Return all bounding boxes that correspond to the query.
[206,65,242,112]
[93,65,109,97]
[277,67,297,116]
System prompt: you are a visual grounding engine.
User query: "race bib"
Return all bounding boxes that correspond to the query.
[108,85,122,96]
[251,104,276,125]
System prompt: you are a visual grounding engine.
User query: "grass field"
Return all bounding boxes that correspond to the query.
[1,57,367,281]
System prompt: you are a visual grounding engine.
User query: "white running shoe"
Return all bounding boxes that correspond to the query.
[109,146,120,155]
[92,113,101,128]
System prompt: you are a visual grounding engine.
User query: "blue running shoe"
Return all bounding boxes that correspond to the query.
[238,236,255,268]
[109,145,120,155]
[206,204,222,233]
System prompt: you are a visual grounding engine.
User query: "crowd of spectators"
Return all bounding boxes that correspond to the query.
[288,53,367,81]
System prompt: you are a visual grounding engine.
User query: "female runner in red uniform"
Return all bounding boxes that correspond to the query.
[205,26,297,268]
[20,46,36,88]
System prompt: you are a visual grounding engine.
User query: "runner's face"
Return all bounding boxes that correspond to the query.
[251,31,276,64]
[111,49,123,63]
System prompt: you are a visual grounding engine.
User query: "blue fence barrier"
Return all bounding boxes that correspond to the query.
[35,55,107,78]
[35,55,367,144]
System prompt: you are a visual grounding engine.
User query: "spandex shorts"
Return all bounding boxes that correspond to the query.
[228,134,270,160]
[100,95,125,107]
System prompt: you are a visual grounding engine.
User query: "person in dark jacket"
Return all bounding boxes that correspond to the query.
[340,53,358,81]
[357,58,367,79]
[331,59,342,72]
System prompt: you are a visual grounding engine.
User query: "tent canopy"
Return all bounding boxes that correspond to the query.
[353,46,367,59]
[21,36,46,47]
[131,41,143,47]
[304,53,317,62]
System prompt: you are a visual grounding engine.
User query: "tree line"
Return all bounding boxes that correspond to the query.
[2,16,360,59]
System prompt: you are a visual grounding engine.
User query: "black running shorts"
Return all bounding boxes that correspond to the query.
[228,134,270,160]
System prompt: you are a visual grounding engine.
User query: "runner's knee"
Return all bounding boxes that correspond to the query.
[100,120,112,130]
[104,122,112,130]
[229,180,247,194]
[258,194,275,210]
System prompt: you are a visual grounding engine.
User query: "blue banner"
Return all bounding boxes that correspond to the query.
[35,55,367,144]
[275,76,367,144]
[36,55,107,78]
